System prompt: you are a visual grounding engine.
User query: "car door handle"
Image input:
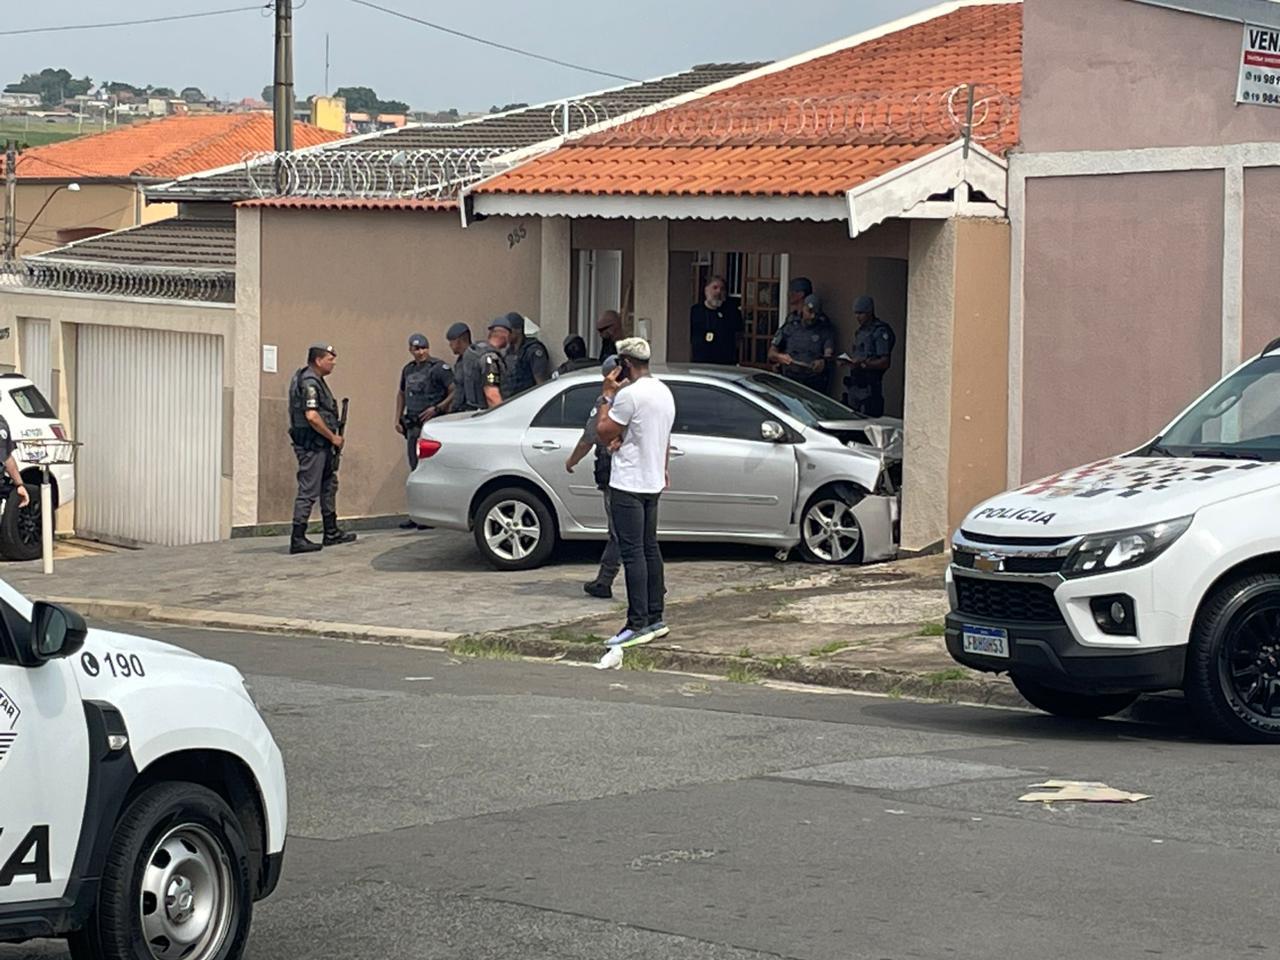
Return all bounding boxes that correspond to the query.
[531,440,561,451]
[669,446,685,457]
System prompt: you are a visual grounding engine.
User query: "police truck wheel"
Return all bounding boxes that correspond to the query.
[1186,573,1280,744]
[68,782,253,960]
[798,488,864,565]
[473,487,556,571]
[0,482,42,561]
[1010,673,1138,720]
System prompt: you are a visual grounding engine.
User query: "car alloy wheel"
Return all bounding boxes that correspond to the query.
[802,498,862,563]
[139,824,236,960]
[1219,596,1280,722]
[482,499,543,563]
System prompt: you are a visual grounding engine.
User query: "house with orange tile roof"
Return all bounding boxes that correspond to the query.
[1,113,342,257]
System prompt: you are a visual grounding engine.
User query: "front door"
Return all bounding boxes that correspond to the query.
[660,381,797,536]
[0,600,90,905]
[521,382,609,531]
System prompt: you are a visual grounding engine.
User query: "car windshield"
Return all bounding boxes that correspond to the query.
[736,372,860,426]
[1157,355,1280,460]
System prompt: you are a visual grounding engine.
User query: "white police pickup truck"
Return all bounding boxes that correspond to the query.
[947,339,1280,743]
[0,580,286,959]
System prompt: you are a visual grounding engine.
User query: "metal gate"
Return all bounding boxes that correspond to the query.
[75,325,223,545]
[18,318,51,407]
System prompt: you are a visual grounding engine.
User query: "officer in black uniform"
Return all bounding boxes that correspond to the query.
[768,293,836,393]
[839,295,897,416]
[689,275,743,365]
[396,332,454,471]
[555,335,596,377]
[503,312,551,398]
[0,416,30,512]
[445,322,477,412]
[287,343,356,554]
[457,316,510,411]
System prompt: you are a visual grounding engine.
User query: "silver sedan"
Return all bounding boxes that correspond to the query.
[406,365,902,570]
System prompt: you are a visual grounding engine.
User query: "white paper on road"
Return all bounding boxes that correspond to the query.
[1019,780,1151,804]
[595,646,623,670]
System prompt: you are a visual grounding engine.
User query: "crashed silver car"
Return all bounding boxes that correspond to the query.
[406,365,903,570]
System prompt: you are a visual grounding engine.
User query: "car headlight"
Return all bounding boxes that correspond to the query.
[1062,516,1193,578]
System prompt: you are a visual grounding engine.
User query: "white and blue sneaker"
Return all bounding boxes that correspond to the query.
[605,628,638,648]
[644,622,670,641]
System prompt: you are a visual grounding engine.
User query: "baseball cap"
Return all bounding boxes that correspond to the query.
[789,277,813,296]
[616,337,651,361]
[854,295,876,314]
[488,315,513,331]
[308,342,336,360]
[408,333,428,348]
[600,354,621,377]
[445,322,471,341]
[803,293,822,312]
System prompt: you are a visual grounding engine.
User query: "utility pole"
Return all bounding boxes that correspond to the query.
[273,0,295,154]
[324,33,330,96]
[3,140,16,263]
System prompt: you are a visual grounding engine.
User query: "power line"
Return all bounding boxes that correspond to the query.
[0,4,268,38]
[346,0,639,84]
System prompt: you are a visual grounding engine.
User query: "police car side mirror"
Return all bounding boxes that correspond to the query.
[761,420,786,443]
[29,601,87,663]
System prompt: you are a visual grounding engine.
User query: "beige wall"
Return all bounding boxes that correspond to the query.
[1243,167,1280,357]
[1023,0,1280,152]
[256,208,543,523]
[12,182,176,257]
[1021,171,1224,481]
[948,219,1009,530]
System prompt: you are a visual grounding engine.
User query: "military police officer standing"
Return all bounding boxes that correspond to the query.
[445,323,477,412]
[287,343,356,554]
[503,312,551,398]
[768,293,836,393]
[454,316,510,411]
[396,332,454,471]
[839,295,896,416]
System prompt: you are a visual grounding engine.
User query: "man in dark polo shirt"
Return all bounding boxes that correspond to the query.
[689,275,743,365]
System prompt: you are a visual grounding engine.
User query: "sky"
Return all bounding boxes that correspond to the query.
[1,0,943,111]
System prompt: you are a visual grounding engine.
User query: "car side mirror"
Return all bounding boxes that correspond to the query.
[761,420,786,442]
[29,601,87,662]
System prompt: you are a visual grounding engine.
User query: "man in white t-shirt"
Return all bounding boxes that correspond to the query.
[594,337,676,647]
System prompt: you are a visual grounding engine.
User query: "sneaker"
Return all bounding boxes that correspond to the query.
[583,580,613,599]
[605,628,636,648]
[619,626,658,648]
[644,622,670,641]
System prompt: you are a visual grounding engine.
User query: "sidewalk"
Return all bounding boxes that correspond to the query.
[4,529,1007,704]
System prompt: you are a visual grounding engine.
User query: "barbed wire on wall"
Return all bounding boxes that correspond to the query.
[13,258,234,303]
[242,146,516,200]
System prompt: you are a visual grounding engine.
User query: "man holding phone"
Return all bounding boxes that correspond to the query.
[594,338,675,648]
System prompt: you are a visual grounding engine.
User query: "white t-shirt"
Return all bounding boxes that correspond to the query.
[607,375,675,495]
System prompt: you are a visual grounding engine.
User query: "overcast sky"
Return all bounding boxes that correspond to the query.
[3,0,942,110]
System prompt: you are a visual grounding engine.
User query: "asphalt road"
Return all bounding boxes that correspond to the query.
[6,624,1280,960]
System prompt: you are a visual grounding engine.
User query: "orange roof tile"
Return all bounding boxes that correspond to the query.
[236,197,457,212]
[477,2,1021,199]
[4,114,345,182]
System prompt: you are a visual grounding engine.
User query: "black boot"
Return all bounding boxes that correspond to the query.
[322,514,356,546]
[290,522,322,554]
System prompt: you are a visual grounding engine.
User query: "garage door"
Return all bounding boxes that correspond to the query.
[75,325,223,545]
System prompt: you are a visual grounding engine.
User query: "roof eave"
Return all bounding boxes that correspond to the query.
[466,191,851,223]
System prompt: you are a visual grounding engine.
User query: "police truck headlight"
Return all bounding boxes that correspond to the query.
[1062,516,1193,578]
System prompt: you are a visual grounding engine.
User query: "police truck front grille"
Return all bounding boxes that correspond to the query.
[954,576,1063,623]
[953,553,1066,574]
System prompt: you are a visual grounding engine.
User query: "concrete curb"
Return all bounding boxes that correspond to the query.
[53,597,1021,708]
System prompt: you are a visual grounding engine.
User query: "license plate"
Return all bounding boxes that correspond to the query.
[962,624,1009,659]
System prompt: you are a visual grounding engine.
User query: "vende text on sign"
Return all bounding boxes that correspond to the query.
[1238,23,1280,107]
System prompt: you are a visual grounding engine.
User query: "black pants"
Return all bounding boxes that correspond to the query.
[293,444,338,524]
[846,381,885,417]
[610,488,664,630]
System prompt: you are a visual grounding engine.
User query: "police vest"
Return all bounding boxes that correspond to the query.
[288,368,338,446]
[461,342,500,410]
[403,358,448,416]
[504,338,545,398]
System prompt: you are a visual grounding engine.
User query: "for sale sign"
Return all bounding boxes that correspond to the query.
[1238,23,1280,107]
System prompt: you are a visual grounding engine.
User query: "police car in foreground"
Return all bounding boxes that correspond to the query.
[0,580,286,958]
[948,338,1280,742]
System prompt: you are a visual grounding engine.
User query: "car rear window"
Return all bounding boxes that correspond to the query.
[9,386,55,419]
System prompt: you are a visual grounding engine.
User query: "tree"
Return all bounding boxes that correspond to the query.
[4,68,92,107]
[489,102,529,114]
[261,84,274,105]
[331,86,409,115]
[150,86,176,98]
[180,86,205,103]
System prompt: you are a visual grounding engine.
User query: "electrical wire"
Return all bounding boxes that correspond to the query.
[345,0,639,83]
[0,4,269,37]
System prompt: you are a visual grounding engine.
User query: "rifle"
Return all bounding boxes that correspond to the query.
[333,397,350,470]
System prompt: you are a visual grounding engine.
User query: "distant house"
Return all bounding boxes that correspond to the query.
[0,92,42,109]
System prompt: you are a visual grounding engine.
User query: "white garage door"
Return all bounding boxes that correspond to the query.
[19,318,52,407]
[75,325,223,545]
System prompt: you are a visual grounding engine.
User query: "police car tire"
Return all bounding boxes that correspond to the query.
[69,782,253,960]
[0,483,41,562]
[1186,573,1280,744]
[473,487,556,571]
[1009,673,1138,720]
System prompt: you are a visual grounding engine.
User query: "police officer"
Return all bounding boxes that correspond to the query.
[839,295,896,416]
[0,416,30,513]
[396,332,454,469]
[768,293,836,393]
[689,275,742,365]
[456,316,510,411]
[445,322,477,412]
[287,343,356,554]
[503,312,551,398]
[555,335,596,377]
